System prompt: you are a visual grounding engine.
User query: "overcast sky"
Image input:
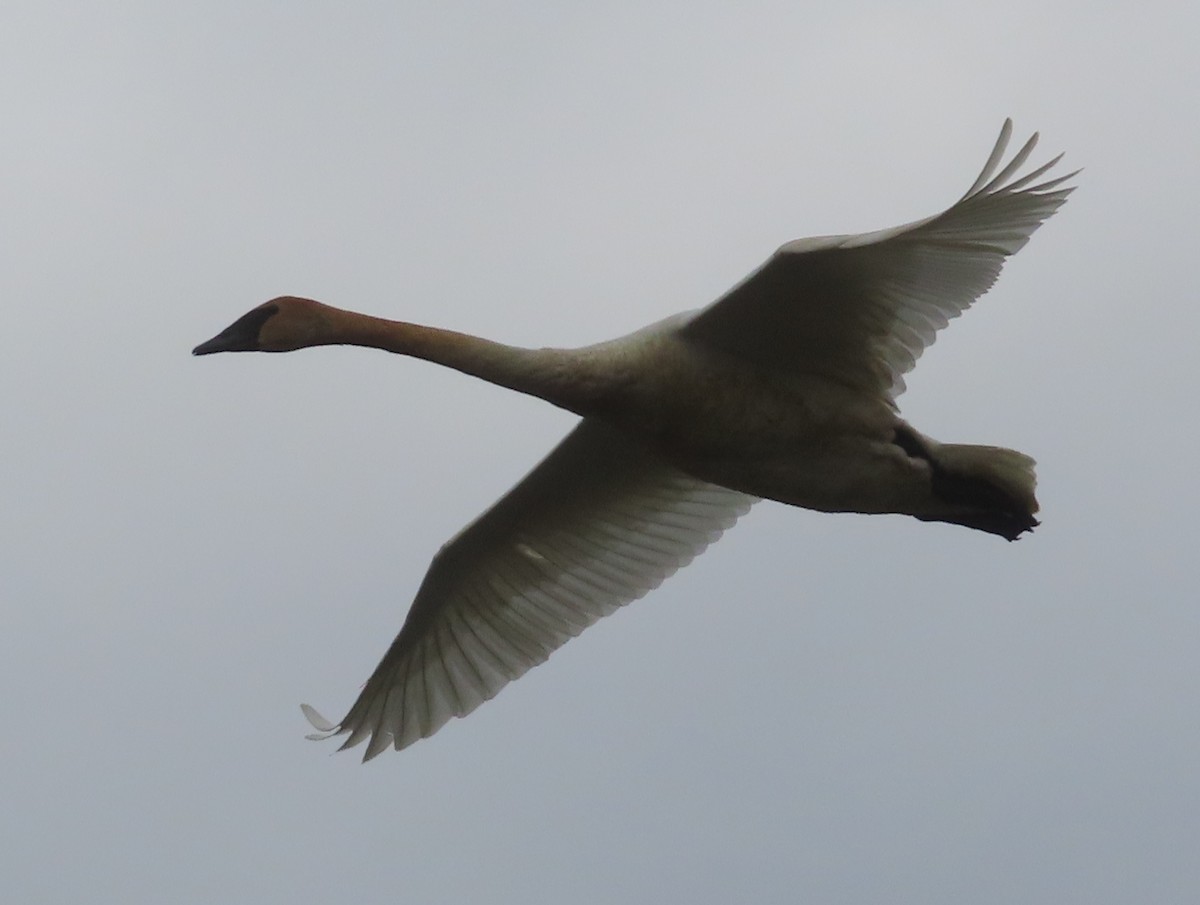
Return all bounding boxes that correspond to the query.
[3,2,1198,903]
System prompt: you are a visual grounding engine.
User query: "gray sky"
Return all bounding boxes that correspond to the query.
[3,2,1197,902]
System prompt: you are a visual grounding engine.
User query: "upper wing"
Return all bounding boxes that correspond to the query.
[302,418,757,760]
[681,119,1077,399]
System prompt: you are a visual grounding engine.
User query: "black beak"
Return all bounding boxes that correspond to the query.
[192,304,278,355]
[192,330,240,355]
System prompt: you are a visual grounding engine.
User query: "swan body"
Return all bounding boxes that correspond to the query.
[194,120,1076,759]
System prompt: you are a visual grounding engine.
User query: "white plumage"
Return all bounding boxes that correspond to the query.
[194,119,1076,760]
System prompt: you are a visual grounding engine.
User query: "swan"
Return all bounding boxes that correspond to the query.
[194,120,1075,760]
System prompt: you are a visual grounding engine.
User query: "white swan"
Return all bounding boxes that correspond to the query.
[194,120,1075,760]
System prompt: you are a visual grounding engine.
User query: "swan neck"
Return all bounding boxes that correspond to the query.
[327,308,603,413]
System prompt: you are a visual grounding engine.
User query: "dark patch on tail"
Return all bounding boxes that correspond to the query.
[922,473,1040,541]
[893,426,1038,541]
[892,425,929,460]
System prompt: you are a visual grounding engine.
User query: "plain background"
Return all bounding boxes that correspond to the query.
[3,2,1197,903]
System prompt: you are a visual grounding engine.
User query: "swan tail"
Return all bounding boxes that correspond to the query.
[917,442,1039,541]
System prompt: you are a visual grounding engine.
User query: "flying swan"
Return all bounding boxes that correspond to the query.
[194,120,1076,760]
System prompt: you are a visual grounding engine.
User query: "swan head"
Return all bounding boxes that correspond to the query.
[192,296,333,355]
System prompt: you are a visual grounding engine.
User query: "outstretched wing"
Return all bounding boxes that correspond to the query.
[303,418,757,760]
[681,119,1077,399]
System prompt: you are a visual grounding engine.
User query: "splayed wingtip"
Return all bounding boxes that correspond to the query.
[300,703,338,735]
